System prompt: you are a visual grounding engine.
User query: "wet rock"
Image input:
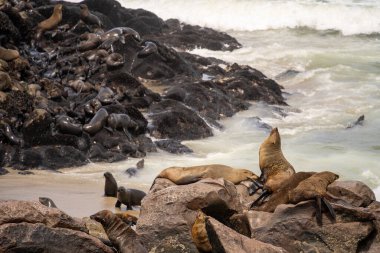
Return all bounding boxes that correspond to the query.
[149,99,213,140]
[0,200,87,232]
[155,139,193,154]
[18,170,34,175]
[137,179,243,252]
[0,167,8,175]
[0,223,113,253]
[250,201,375,253]
[206,216,287,253]
[328,180,376,207]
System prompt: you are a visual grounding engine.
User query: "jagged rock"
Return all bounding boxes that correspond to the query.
[327,180,376,207]
[0,200,87,232]
[0,223,113,253]
[250,201,375,253]
[206,216,287,253]
[137,179,243,252]
[155,139,193,154]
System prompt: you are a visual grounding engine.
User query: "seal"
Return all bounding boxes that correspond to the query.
[99,27,141,49]
[55,115,82,136]
[106,53,124,70]
[137,41,158,58]
[0,71,11,91]
[107,113,138,140]
[78,33,101,52]
[90,210,147,253]
[191,210,212,253]
[83,108,109,135]
[84,98,102,115]
[68,80,94,93]
[104,171,118,197]
[115,212,138,226]
[39,197,58,208]
[0,120,24,146]
[36,4,63,40]
[115,186,146,210]
[79,4,102,28]
[289,171,339,225]
[153,164,258,187]
[96,86,114,105]
[0,46,19,61]
[250,127,295,206]
[136,159,144,169]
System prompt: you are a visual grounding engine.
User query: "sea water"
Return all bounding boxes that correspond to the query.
[1,0,379,216]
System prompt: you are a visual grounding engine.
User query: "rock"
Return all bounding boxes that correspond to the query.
[136,179,243,252]
[0,167,9,175]
[250,201,375,253]
[18,170,34,175]
[328,180,376,207]
[149,177,176,194]
[0,223,113,253]
[83,217,110,245]
[0,200,87,232]
[155,139,193,154]
[149,99,213,140]
[206,216,287,253]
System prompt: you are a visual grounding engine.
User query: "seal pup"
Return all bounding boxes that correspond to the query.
[83,108,109,135]
[289,171,339,225]
[39,197,57,208]
[107,113,138,140]
[104,171,117,197]
[36,4,63,40]
[90,210,147,253]
[250,127,295,206]
[153,164,258,188]
[115,186,146,210]
[191,210,212,253]
[0,46,19,61]
[79,4,102,28]
[136,159,144,169]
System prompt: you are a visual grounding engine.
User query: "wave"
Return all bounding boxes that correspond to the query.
[121,0,380,36]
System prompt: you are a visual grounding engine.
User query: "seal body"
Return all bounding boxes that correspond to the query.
[36,4,63,39]
[83,108,108,135]
[259,127,295,192]
[38,197,57,208]
[104,171,117,197]
[56,115,82,136]
[192,211,212,253]
[115,186,146,210]
[0,46,19,61]
[90,210,147,253]
[138,41,158,58]
[80,4,102,27]
[155,164,258,186]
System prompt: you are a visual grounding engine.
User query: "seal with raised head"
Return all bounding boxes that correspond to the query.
[250,127,295,206]
[104,171,117,197]
[90,210,147,253]
[0,46,19,61]
[36,4,63,39]
[289,171,339,225]
[39,197,57,208]
[79,4,102,28]
[83,108,109,135]
[192,210,212,253]
[115,186,146,210]
[153,164,258,188]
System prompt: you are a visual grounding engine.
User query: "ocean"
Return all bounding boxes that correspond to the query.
[1,0,379,216]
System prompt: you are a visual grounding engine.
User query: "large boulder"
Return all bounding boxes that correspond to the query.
[136,179,243,252]
[327,180,376,207]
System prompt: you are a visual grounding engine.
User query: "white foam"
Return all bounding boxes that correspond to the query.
[121,0,380,35]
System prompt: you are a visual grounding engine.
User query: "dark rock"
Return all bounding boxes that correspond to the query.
[155,139,193,154]
[0,166,8,175]
[18,170,34,175]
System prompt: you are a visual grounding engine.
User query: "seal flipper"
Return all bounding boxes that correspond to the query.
[316,196,322,226]
[249,180,264,196]
[115,200,122,208]
[322,197,336,221]
[122,127,132,141]
[250,189,270,209]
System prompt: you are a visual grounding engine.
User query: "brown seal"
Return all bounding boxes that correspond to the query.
[191,210,212,253]
[79,4,102,28]
[104,171,118,197]
[115,186,146,210]
[0,71,11,91]
[90,210,147,253]
[153,164,258,187]
[0,46,19,61]
[115,212,138,226]
[36,4,63,39]
[250,127,295,206]
[289,171,339,224]
[83,108,109,135]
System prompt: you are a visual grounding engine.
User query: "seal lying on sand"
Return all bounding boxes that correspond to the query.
[90,210,147,253]
[152,164,258,188]
[115,186,146,210]
[104,171,117,197]
[250,128,295,206]
[36,4,63,40]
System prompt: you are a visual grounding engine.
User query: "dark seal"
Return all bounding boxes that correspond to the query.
[115,186,146,210]
[104,171,117,197]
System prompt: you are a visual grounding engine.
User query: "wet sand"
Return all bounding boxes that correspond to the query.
[0,169,148,218]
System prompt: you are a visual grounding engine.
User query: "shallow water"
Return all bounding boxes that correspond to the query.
[1,0,379,217]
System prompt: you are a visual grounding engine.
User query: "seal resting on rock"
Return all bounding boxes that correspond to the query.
[104,171,117,197]
[90,210,147,253]
[79,4,102,28]
[83,108,109,135]
[250,127,295,206]
[55,115,82,136]
[107,113,138,140]
[152,164,258,188]
[115,186,146,210]
[36,4,63,39]
[0,46,19,61]
[115,212,138,226]
[289,171,339,224]
[192,210,212,253]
